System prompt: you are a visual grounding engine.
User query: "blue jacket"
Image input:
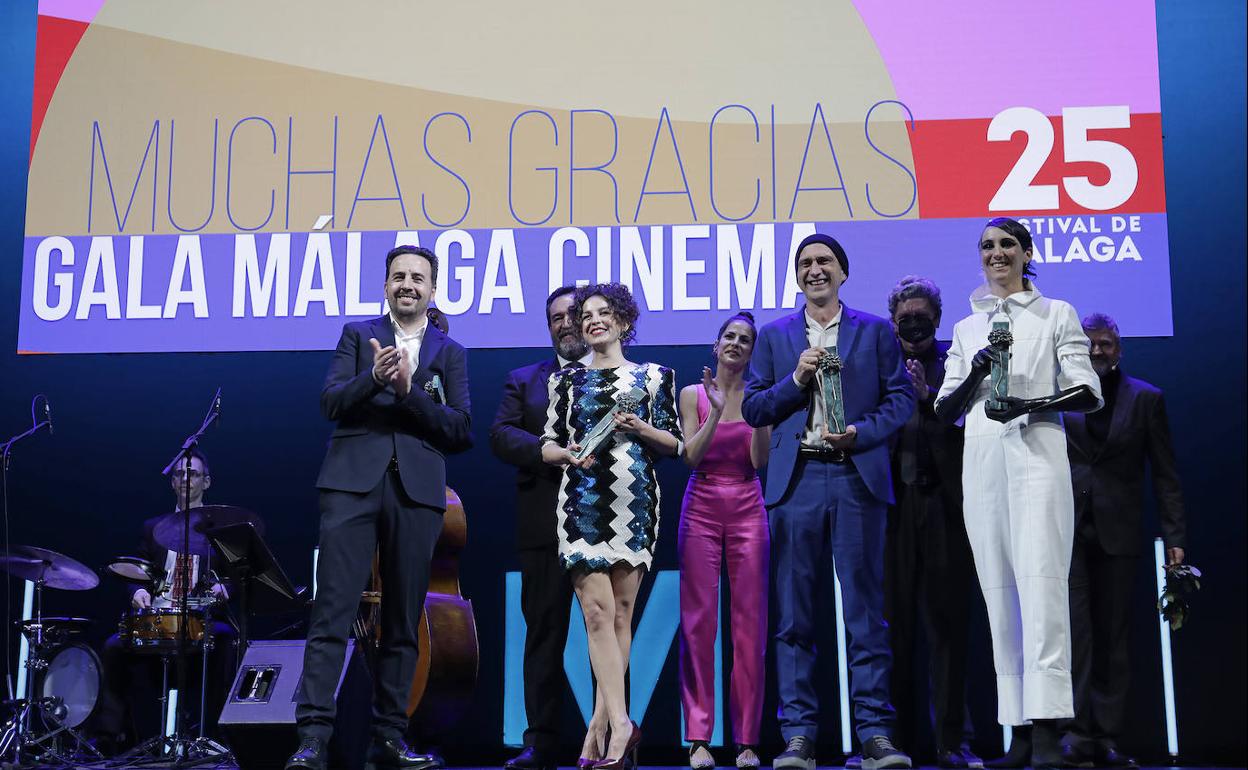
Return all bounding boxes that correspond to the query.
[315,315,472,509]
[743,304,914,505]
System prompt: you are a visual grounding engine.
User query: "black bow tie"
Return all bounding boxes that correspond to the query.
[562,360,585,369]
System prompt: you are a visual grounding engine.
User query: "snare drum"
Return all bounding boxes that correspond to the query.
[118,607,207,653]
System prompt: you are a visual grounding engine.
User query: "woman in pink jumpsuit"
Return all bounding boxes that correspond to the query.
[678,312,772,770]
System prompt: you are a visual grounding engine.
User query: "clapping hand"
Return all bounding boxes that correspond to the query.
[393,349,413,398]
[905,359,929,401]
[702,367,725,413]
[370,338,400,385]
[369,337,412,397]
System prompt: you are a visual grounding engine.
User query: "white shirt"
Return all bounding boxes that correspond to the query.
[796,303,843,446]
[148,504,209,608]
[153,551,200,609]
[390,313,429,374]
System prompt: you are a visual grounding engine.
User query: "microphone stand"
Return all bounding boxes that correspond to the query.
[151,388,224,766]
[0,395,52,767]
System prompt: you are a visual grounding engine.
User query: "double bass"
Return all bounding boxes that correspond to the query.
[356,488,478,738]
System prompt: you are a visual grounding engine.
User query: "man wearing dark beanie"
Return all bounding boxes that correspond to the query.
[744,232,915,770]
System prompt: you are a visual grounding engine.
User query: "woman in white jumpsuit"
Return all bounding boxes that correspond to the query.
[935,218,1102,769]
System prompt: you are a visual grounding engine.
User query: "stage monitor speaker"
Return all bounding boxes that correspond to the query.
[219,639,371,770]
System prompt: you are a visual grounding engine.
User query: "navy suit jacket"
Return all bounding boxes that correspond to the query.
[315,315,472,510]
[1064,372,1187,555]
[743,304,914,506]
[489,358,564,550]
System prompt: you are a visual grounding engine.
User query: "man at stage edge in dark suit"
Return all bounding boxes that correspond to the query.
[883,277,982,769]
[1062,313,1187,769]
[490,286,592,770]
[287,245,473,770]
[743,233,914,770]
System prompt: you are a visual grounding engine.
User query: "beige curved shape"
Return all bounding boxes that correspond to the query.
[28,1,918,235]
[88,0,896,123]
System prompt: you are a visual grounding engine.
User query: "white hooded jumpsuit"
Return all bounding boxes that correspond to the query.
[938,281,1102,725]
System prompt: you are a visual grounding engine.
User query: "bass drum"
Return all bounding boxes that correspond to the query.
[40,643,102,728]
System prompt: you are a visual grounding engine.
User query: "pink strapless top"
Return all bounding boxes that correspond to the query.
[693,385,756,481]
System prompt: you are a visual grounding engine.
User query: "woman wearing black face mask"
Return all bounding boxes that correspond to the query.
[884,276,981,769]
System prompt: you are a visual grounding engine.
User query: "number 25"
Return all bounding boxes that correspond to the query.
[988,106,1139,211]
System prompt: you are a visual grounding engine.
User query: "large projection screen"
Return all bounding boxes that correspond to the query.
[20,1,1170,353]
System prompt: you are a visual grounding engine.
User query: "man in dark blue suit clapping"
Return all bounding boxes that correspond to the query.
[288,245,472,770]
[743,234,914,770]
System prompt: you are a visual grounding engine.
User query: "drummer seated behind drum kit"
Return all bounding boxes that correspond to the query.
[0,449,265,764]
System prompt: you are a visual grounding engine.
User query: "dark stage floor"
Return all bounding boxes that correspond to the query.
[14,758,1233,763]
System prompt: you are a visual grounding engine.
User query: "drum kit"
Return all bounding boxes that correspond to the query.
[0,504,275,768]
[0,545,102,765]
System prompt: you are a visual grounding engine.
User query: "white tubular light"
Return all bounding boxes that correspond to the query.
[1154,537,1178,757]
[832,560,852,755]
[15,581,34,699]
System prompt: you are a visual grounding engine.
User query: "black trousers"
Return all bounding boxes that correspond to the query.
[517,544,574,753]
[1066,532,1136,750]
[884,481,974,754]
[296,469,443,742]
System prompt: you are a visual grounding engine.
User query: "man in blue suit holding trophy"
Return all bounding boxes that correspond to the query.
[744,233,914,770]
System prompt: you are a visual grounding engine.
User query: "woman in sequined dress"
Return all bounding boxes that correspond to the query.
[541,283,682,769]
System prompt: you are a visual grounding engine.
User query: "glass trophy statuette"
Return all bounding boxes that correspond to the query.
[816,348,847,434]
[571,386,646,461]
[987,323,1013,411]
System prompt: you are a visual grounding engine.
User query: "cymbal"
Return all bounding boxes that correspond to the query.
[0,546,99,591]
[152,505,265,555]
[105,556,154,584]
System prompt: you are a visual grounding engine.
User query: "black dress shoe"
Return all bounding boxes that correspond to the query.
[985,725,1031,769]
[1030,720,1066,770]
[1061,742,1095,768]
[1095,745,1138,768]
[936,748,970,768]
[506,746,558,770]
[285,736,327,770]
[367,735,444,770]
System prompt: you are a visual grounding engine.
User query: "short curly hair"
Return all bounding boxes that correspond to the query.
[887,275,942,321]
[572,283,640,347]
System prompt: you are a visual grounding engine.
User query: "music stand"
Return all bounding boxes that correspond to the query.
[204,522,299,654]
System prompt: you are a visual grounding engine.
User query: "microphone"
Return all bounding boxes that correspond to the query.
[213,389,223,428]
[44,399,54,436]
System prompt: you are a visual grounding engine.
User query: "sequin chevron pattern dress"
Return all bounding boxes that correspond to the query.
[543,363,682,571]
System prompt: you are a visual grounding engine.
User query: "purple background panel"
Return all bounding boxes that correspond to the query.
[852,0,1162,120]
[17,215,1172,354]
